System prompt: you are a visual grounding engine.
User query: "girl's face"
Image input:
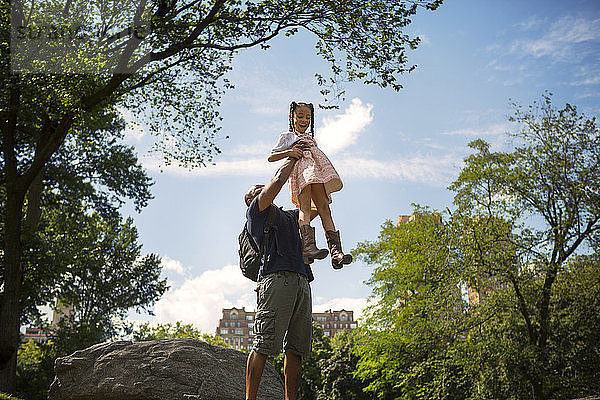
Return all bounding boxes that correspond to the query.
[293,106,311,133]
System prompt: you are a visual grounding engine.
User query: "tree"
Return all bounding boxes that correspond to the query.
[319,329,373,400]
[1,0,445,391]
[12,208,167,400]
[353,210,472,400]
[352,94,600,400]
[449,93,600,399]
[45,210,168,350]
[132,321,229,347]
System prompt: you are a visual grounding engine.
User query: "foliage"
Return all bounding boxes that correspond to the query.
[39,209,167,349]
[449,92,600,399]
[319,330,373,400]
[15,340,56,400]
[352,93,600,400]
[132,321,229,347]
[353,211,472,400]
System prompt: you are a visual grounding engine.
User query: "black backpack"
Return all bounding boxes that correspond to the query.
[238,205,278,281]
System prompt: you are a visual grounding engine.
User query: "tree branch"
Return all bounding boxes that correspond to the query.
[20,111,75,191]
[81,0,225,111]
[508,272,536,345]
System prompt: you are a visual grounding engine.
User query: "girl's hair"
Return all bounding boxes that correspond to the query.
[289,101,315,137]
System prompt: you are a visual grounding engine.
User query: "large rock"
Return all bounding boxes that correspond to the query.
[48,338,283,400]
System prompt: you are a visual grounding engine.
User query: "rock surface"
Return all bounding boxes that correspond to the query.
[48,338,283,400]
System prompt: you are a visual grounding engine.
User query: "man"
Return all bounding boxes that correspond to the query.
[244,141,314,400]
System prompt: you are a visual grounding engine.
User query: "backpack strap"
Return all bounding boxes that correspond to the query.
[260,205,281,266]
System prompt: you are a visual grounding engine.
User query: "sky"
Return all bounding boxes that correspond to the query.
[79,0,599,335]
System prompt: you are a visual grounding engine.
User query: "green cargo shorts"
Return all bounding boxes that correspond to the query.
[252,271,312,358]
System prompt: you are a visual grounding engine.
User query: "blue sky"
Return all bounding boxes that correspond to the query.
[107,0,600,333]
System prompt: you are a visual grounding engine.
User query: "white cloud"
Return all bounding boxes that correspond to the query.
[142,156,272,178]
[510,15,600,60]
[513,16,545,31]
[161,255,187,276]
[142,152,461,187]
[441,123,509,137]
[154,264,256,333]
[316,98,374,154]
[313,297,369,322]
[334,154,462,186]
[152,261,371,333]
[228,141,273,156]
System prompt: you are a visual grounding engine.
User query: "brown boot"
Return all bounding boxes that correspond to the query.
[300,225,329,264]
[325,230,353,269]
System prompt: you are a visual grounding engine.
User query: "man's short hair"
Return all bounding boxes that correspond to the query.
[244,184,264,206]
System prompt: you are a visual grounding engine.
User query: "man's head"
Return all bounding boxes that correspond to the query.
[244,184,264,206]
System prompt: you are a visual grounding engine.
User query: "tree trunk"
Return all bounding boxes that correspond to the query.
[0,184,26,393]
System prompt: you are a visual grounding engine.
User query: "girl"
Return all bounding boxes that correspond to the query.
[268,101,352,269]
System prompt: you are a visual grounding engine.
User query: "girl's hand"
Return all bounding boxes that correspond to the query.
[287,144,304,159]
[298,134,316,146]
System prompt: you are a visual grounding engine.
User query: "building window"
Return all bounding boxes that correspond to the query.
[248,322,254,329]
[220,329,228,334]
[235,329,243,335]
[324,331,330,337]
[316,316,326,322]
[350,323,357,329]
[240,337,244,343]
[246,315,254,320]
[249,331,254,336]
[340,314,348,321]
[230,313,238,320]
[224,322,228,327]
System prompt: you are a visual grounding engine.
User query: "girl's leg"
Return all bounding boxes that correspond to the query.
[298,184,312,227]
[311,183,352,268]
[298,184,328,262]
[310,183,335,232]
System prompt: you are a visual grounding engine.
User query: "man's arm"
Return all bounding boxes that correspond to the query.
[257,146,302,211]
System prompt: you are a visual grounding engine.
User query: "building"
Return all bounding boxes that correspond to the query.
[215,307,256,351]
[216,307,357,350]
[312,309,357,337]
[21,327,51,344]
[20,298,74,345]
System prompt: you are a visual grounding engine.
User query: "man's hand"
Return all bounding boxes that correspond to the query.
[287,144,304,159]
[257,157,298,211]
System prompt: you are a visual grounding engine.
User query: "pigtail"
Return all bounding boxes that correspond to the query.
[308,103,315,138]
[289,102,297,132]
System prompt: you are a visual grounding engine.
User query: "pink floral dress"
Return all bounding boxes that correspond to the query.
[271,131,343,209]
